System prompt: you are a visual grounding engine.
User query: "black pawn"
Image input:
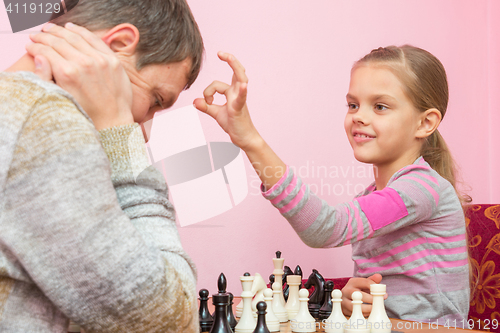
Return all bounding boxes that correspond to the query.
[319,280,334,320]
[252,301,270,333]
[210,294,233,333]
[294,265,303,288]
[199,289,214,332]
[275,250,281,258]
[227,292,237,331]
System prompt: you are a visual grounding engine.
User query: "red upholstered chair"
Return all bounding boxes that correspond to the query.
[466,204,500,333]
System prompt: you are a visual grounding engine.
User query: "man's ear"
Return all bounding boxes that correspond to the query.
[416,108,442,139]
[100,23,140,56]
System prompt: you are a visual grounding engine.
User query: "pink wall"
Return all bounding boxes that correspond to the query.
[1,0,498,295]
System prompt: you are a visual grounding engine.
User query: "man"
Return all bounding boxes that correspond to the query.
[0,0,203,331]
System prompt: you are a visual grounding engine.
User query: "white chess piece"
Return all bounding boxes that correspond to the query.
[251,273,268,318]
[263,288,280,332]
[345,291,369,333]
[272,254,286,306]
[285,275,301,320]
[236,298,244,318]
[367,284,391,333]
[324,289,347,333]
[291,288,316,332]
[271,281,288,322]
[235,275,257,333]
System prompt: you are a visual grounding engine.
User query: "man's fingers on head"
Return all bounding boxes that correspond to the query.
[64,22,115,55]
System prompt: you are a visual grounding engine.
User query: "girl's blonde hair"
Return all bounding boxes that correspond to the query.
[354,45,471,204]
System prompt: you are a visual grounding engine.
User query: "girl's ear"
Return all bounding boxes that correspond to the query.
[416,108,442,139]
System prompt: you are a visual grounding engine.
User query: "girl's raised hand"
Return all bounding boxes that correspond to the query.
[194,52,260,151]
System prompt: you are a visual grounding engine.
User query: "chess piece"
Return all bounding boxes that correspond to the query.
[227,293,238,331]
[345,291,369,333]
[210,293,233,333]
[263,288,280,332]
[324,289,347,333]
[252,301,271,333]
[304,269,325,319]
[283,265,294,301]
[294,265,303,289]
[291,288,316,332]
[285,275,301,320]
[212,273,229,318]
[199,289,214,332]
[236,272,251,318]
[367,284,391,333]
[272,251,286,306]
[235,274,257,333]
[271,281,288,322]
[319,281,334,320]
[251,273,268,318]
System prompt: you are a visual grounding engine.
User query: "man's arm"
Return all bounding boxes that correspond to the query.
[3,82,197,332]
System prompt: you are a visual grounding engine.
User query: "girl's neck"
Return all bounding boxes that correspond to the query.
[373,154,420,191]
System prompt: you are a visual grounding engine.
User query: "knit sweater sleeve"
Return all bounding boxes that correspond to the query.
[261,162,444,248]
[3,81,198,332]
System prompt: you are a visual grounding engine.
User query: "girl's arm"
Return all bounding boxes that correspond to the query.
[193,52,286,191]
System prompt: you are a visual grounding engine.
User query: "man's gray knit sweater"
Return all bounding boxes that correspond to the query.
[0,71,198,332]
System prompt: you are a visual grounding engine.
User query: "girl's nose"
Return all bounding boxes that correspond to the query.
[352,107,369,125]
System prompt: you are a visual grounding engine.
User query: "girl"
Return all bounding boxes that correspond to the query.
[194,45,470,325]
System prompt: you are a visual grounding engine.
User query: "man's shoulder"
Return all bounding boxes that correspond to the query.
[0,71,91,124]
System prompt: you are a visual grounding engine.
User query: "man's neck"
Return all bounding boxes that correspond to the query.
[5,53,35,72]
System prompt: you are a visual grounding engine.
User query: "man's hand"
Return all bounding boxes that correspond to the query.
[193,52,260,151]
[341,273,387,317]
[26,23,134,130]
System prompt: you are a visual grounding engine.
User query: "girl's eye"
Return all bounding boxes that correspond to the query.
[347,103,358,111]
[375,104,388,111]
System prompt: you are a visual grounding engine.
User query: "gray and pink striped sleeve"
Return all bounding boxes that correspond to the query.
[261,157,462,249]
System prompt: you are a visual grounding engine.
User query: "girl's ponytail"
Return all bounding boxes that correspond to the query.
[421,130,471,205]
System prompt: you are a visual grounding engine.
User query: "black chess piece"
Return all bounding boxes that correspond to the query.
[282,265,293,301]
[319,280,334,320]
[268,274,275,288]
[294,265,303,289]
[276,250,281,258]
[304,269,325,320]
[252,301,270,333]
[227,292,237,331]
[210,293,233,333]
[218,272,227,293]
[199,289,214,332]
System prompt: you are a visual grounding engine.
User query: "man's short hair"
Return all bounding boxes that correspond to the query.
[51,0,204,89]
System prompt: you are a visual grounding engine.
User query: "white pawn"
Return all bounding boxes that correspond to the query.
[235,275,257,333]
[291,288,316,332]
[251,273,268,318]
[367,284,391,333]
[325,289,347,333]
[263,288,280,332]
[271,281,288,322]
[345,291,369,333]
[285,275,301,320]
